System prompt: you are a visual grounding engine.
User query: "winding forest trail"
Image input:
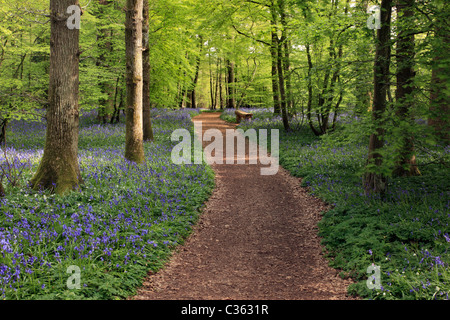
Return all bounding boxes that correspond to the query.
[132,112,356,300]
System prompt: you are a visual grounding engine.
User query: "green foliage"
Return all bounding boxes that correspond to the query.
[0,109,215,300]
[243,109,449,300]
[0,0,49,122]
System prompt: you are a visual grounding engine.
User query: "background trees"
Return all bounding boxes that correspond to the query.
[0,0,447,195]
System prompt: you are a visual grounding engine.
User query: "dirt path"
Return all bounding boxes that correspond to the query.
[132,112,356,300]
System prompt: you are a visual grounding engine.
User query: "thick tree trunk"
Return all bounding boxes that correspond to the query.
[125,0,145,163]
[393,0,420,177]
[30,0,83,195]
[142,0,154,142]
[364,0,392,195]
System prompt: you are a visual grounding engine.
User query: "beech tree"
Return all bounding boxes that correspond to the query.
[125,0,145,163]
[30,0,83,195]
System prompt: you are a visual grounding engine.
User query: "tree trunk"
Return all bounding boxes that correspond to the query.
[125,0,145,163]
[270,28,281,115]
[279,0,293,114]
[393,0,420,177]
[142,0,154,142]
[272,0,290,132]
[188,35,203,109]
[219,58,224,109]
[209,54,215,109]
[364,0,392,195]
[428,8,450,144]
[226,59,236,109]
[215,57,221,109]
[30,0,83,195]
[283,39,293,113]
[306,43,321,136]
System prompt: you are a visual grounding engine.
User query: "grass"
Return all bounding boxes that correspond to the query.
[224,107,450,300]
[0,108,215,300]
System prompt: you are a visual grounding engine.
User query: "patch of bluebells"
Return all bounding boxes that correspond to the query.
[0,107,213,299]
[237,107,449,300]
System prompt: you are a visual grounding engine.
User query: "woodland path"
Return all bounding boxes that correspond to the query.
[132,112,356,300]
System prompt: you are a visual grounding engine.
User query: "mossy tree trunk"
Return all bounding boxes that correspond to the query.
[30,0,83,195]
[125,0,145,163]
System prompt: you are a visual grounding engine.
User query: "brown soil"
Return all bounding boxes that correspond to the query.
[131,112,357,300]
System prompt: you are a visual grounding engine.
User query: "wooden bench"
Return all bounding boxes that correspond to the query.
[235,110,253,123]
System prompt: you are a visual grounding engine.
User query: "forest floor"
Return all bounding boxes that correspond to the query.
[132,112,357,300]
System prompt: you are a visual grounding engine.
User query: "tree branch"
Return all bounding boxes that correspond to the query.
[232,25,271,47]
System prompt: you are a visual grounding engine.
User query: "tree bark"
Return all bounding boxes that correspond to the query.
[142,0,154,142]
[30,0,83,195]
[125,0,145,163]
[364,0,392,195]
[393,0,420,177]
